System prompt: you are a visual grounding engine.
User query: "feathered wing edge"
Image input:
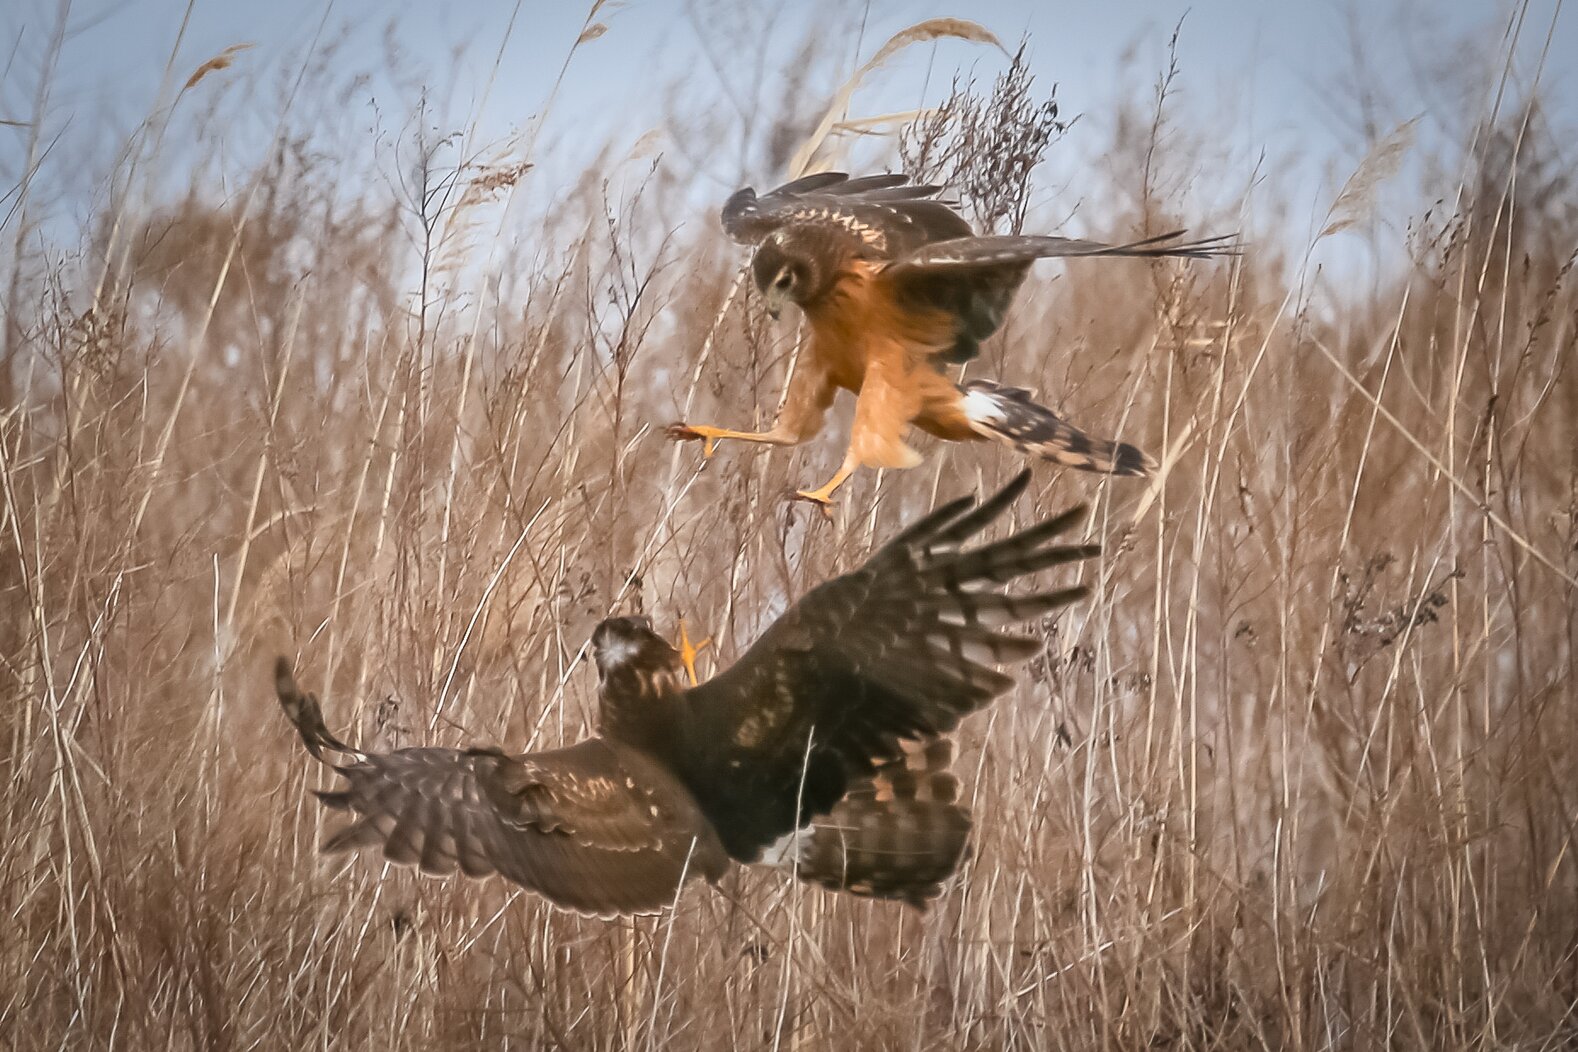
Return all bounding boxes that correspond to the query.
[274,660,727,919]
[811,468,1101,723]
[889,230,1243,274]
[792,478,1099,909]
[769,736,973,910]
[673,470,1100,876]
[721,171,968,246]
[275,657,363,763]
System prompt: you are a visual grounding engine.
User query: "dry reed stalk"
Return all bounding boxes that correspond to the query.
[2,2,1576,1047]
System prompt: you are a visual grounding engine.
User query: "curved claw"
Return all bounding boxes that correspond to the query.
[675,619,711,686]
[792,488,837,520]
[665,422,723,459]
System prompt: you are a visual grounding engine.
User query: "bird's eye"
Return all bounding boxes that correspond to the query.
[774,269,794,290]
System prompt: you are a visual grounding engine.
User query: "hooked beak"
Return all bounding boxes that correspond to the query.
[764,286,787,320]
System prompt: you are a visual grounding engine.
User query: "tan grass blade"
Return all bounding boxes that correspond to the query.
[788,18,1004,177]
[832,109,937,132]
[1319,116,1419,238]
[625,126,666,161]
[181,43,256,91]
[1129,415,1198,527]
[1310,336,1578,587]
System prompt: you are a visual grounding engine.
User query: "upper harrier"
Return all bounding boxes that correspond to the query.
[668,172,1236,508]
[278,471,1096,916]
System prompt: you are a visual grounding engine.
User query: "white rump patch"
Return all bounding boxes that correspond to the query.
[758,828,813,868]
[962,387,1006,426]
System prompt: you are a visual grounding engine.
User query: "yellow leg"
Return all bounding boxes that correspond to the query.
[665,422,796,459]
[675,618,711,686]
[669,351,836,460]
[793,454,860,515]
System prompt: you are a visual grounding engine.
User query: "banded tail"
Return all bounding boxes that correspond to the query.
[760,737,971,910]
[959,379,1156,477]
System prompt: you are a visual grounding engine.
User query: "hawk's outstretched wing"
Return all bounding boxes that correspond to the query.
[669,470,1097,862]
[721,172,972,256]
[888,231,1243,362]
[891,230,1243,271]
[277,663,729,918]
[278,475,1101,912]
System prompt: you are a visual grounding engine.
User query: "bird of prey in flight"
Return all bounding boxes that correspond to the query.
[278,471,1097,916]
[669,172,1236,509]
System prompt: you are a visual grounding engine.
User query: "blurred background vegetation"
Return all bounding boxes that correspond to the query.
[2,1,1576,1047]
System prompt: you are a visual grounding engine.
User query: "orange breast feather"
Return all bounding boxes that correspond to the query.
[804,262,978,454]
[806,260,956,391]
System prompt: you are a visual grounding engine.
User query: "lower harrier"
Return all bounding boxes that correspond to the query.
[278,471,1096,915]
[669,172,1236,508]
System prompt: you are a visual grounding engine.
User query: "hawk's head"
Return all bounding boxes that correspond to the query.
[591,616,671,676]
[751,228,847,318]
[591,617,689,744]
[592,615,688,744]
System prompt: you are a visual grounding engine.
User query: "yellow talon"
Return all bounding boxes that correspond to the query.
[676,618,711,686]
[665,423,727,459]
[792,486,838,519]
[792,461,854,517]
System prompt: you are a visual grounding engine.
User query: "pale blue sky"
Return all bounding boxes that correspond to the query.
[4,0,1573,255]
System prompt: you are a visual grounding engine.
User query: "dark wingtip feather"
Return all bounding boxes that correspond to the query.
[1141,231,1244,259]
[880,490,981,553]
[1077,230,1243,260]
[833,173,911,194]
[1183,232,1245,255]
[1026,502,1089,541]
[929,471,1032,547]
[314,789,353,811]
[1049,584,1093,608]
[774,171,850,195]
[1113,442,1158,477]
[882,469,1035,556]
[1064,544,1103,565]
[322,822,385,855]
[720,187,759,238]
[276,657,360,761]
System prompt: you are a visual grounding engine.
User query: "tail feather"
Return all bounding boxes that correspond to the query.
[959,379,1157,477]
[764,737,973,910]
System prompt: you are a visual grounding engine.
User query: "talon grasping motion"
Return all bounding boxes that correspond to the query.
[278,471,1098,916]
[667,172,1238,509]
[674,618,710,686]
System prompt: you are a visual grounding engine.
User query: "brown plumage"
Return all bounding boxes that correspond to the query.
[783,737,971,908]
[278,471,1098,915]
[669,172,1237,507]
